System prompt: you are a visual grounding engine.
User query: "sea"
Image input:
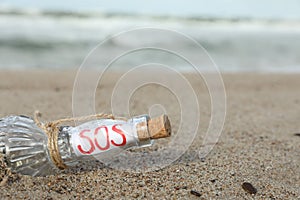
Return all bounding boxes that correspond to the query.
[1,1,300,72]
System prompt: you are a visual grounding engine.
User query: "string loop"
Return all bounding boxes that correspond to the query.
[34,111,116,170]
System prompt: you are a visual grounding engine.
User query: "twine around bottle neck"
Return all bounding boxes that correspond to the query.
[33,111,115,170]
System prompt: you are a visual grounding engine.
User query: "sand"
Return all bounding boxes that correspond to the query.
[0,70,299,199]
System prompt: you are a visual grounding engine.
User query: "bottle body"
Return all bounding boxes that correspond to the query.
[58,116,152,168]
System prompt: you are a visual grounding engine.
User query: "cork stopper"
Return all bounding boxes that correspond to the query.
[137,115,171,141]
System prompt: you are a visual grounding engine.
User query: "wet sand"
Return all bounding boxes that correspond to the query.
[0,70,299,199]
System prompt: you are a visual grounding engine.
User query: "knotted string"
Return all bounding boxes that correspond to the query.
[33,111,116,170]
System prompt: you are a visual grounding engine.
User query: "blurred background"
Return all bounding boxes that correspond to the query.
[0,0,300,72]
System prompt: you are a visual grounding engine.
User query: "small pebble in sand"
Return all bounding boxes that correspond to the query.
[210,179,217,183]
[175,186,187,190]
[242,182,257,194]
[190,190,201,197]
[293,133,300,137]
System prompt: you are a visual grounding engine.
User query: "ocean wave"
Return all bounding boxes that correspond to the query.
[0,38,92,50]
[1,6,300,24]
[0,6,300,72]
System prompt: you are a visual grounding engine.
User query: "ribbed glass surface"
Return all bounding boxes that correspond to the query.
[0,116,57,176]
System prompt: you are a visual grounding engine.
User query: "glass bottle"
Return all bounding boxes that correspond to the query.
[0,114,170,176]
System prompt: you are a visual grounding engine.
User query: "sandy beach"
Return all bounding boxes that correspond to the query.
[0,70,299,199]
